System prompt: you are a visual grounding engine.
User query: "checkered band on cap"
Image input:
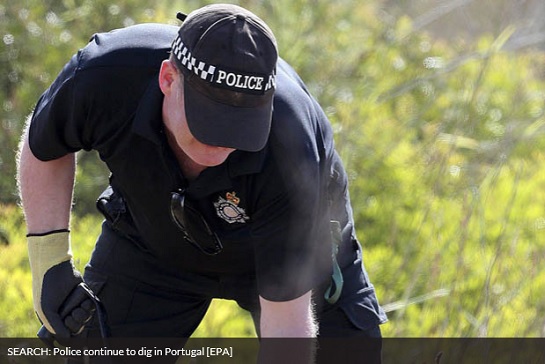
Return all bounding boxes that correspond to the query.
[172,36,216,82]
[171,34,276,95]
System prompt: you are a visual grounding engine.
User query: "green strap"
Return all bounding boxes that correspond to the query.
[324,221,344,304]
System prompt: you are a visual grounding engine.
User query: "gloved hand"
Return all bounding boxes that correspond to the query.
[27,230,96,338]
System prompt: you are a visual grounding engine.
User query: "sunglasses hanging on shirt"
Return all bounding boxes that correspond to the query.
[170,189,223,255]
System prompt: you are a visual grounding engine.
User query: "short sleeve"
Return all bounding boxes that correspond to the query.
[28,24,175,162]
[29,53,87,161]
[251,63,333,301]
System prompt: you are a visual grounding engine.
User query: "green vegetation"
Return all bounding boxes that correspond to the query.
[2,0,545,337]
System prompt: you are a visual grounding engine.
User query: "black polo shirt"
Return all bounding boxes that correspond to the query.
[29,24,360,302]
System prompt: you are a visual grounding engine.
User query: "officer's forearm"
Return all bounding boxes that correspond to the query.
[259,292,317,337]
[17,128,75,234]
[258,292,317,363]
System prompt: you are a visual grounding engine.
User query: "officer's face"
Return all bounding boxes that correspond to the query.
[160,60,235,168]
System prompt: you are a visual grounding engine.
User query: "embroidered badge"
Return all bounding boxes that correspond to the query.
[214,192,250,224]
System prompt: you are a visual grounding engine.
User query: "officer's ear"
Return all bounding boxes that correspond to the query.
[158,59,180,96]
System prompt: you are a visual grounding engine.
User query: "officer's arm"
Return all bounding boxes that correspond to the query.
[257,291,317,363]
[17,124,95,338]
[17,124,75,233]
[259,291,317,337]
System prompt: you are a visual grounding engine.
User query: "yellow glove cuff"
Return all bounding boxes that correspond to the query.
[27,230,73,334]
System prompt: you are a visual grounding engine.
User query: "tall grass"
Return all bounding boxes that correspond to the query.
[340,26,545,337]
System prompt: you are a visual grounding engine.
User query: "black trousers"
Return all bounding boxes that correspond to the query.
[80,222,382,363]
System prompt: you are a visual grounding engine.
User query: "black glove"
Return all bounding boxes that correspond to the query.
[27,230,96,338]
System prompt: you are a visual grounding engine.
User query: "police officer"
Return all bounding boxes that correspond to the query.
[17,3,387,362]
